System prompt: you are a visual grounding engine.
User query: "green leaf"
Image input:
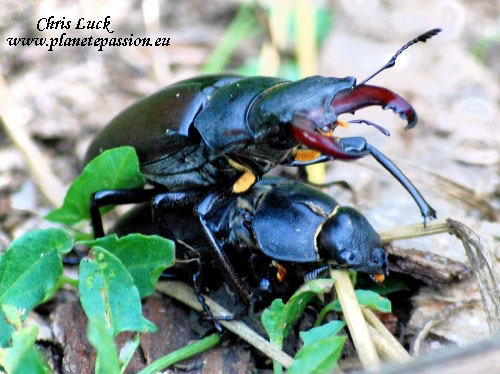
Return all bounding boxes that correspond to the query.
[0,309,15,348]
[318,290,391,324]
[1,305,22,330]
[288,321,346,374]
[262,279,334,348]
[355,290,392,312]
[137,333,221,374]
[119,334,140,374]
[284,279,334,326]
[46,146,146,225]
[261,299,286,347]
[79,246,156,336]
[0,326,51,374]
[87,317,121,374]
[81,234,175,298]
[0,229,74,317]
[300,320,345,346]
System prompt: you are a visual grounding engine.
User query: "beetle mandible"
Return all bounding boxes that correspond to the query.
[85,29,440,310]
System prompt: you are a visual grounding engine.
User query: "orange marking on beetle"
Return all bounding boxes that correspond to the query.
[272,261,287,283]
[228,158,257,193]
[233,171,256,193]
[373,274,385,284]
[295,149,322,162]
[335,119,349,128]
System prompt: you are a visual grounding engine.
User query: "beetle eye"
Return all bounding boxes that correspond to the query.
[320,125,331,133]
[318,123,337,136]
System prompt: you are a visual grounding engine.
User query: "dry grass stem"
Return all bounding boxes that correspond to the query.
[363,308,411,362]
[447,219,500,333]
[156,280,294,368]
[378,219,450,244]
[330,269,380,369]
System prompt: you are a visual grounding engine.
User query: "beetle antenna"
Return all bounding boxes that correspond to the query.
[358,28,441,86]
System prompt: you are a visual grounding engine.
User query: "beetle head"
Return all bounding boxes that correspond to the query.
[248,75,417,160]
[249,29,441,160]
[317,206,388,276]
[248,76,356,132]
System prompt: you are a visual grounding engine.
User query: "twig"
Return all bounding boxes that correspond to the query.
[378,219,450,244]
[363,308,411,363]
[156,280,294,368]
[410,298,479,356]
[330,269,380,369]
[0,73,66,208]
[385,244,471,285]
[379,218,500,334]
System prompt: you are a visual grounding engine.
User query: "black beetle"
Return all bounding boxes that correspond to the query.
[85,29,439,310]
[113,177,388,315]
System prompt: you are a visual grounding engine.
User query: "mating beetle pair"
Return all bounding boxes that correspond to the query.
[85,29,440,313]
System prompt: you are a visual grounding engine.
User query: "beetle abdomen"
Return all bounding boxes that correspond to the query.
[84,74,242,165]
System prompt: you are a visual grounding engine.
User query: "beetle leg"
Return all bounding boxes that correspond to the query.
[365,143,437,226]
[90,188,161,237]
[151,189,204,211]
[192,263,224,332]
[337,137,436,225]
[290,124,370,160]
[271,261,287,283]
[287,132,437,225]
[290,118,367,160]
[152,185,252,313]
[195,178,252,314]
[304,265,329,282]
[286,154,332,167]
[62,244,87,265]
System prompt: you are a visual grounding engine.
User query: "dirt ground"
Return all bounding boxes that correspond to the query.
[1,0,499,373]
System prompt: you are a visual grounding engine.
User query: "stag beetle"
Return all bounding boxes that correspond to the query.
[113,177,388,316]
[85,29,439,309]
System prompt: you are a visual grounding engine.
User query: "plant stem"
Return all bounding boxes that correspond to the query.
[273,360,283,374]
[61,275,79,288]
[331,269,380,369]
[157,281,295,368]
[137,333,221,374]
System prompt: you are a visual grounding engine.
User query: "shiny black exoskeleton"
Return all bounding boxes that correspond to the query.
[113,178,388,313]
[86,30,440,310]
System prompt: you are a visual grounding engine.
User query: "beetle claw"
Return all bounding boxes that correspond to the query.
[290,123,368,160]
[422,206,438,228]
[331,84,417,129]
